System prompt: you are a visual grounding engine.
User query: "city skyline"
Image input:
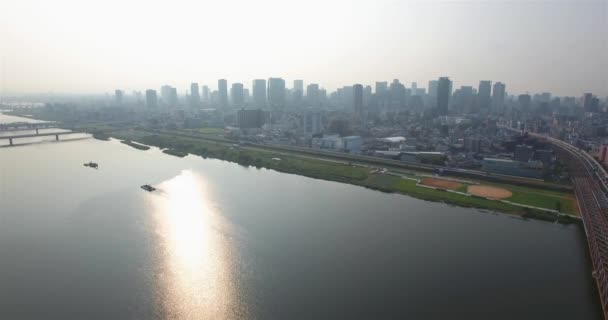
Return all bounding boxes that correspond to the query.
[3,1,608,319]
[1,0,606,96]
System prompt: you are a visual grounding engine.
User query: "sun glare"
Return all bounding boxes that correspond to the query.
[149,170,242,319]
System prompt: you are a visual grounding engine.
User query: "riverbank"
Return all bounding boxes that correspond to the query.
[120,140,150,150]
[99,128,578,222]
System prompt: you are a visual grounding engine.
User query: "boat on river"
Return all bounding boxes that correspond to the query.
[140,184,156,192]
[84,162,98,169]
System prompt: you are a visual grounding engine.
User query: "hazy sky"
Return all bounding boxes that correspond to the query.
[1,0,607,96]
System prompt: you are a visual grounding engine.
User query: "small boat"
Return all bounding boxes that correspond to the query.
[84,161,99,169]
[141,184,156,192]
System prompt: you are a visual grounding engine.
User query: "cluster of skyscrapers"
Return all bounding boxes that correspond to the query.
[116,77,602,123]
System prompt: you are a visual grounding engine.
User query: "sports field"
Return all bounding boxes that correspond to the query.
[468,185,513,199]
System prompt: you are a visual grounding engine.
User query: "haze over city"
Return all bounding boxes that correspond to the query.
[1,0,606,96]
[3,1,608,319]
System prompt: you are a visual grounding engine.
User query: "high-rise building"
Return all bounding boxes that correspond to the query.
[375,81,388,109]
[158,85,177,107]
[452,86,474,114]
[231,83,245,107]
[411,82,418,95]
[353,84,364,116]
[218,79,228,109]
[293,80,304,107]
[491,82,506,113]
[428,80,438,97]
[364,85,372,106]
[202,85,210,104]
[161,85,172,105]
[389,79,405,110]
[145,89,158,108]
[115,89,124,105]
[252,79,267,108]
[375,81,388,95]
[293,80,304,95]
[168,87,178,106]
[477,81,492,112]
[436,77,451,116]
[190,83,200,108]
[306,83,320,107]
[583,93,596,112]
[518,94,531,110]
[428,80,439,109]
[268,78,286,110]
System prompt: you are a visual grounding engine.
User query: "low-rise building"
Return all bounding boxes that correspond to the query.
[342,136,362,155]
[482,158,543,179]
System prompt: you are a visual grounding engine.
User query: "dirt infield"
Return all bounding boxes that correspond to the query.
[421,177,463,190]
[468,185,513,199]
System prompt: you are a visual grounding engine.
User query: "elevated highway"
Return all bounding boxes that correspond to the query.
[502,125,608,319]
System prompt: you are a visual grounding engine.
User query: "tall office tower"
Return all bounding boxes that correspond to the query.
[452,86,474,114]
[267,78,286,110]
[428,80,438,108]
[477,81,492,112]
[428,80,438,97]
[436,77,451,116]
[375,81,388,109]
[168,87,178,106]
[231,83,245,107]
[293,80,304,107]
[252,79,267,108]
[145,89,158,108]
[389,79,405,110]
[518,94,531,110]
[202,85,210,104]
[306,83,320,107]
[562,96,576,108]
[190,83,200,108]
[491,82,506,114]
[293,80,304,95]
[319,89,327,104]
[115,90,124,105]
[364,85,372,106]
[411,82,418,95]
[161,85,172,105]
[375,81,388,95]
[540,92,552,103]
[218,79,228,109]
[583,93,594,112]
[353,84,364,116]
[133,91,142,105]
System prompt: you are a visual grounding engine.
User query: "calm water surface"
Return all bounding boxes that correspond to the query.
[0,115,601,319]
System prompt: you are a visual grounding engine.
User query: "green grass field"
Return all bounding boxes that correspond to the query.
[365,174,523,214]
[187,127,225,135]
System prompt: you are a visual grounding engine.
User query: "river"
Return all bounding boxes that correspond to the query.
[0,114,601,319]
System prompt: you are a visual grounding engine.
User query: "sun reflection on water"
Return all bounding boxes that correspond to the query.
[148,170,243,319]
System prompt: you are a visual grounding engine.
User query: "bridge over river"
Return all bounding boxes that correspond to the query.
[0,129,87,146]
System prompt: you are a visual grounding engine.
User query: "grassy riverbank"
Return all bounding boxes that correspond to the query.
[104,129,577,220]
[120,140,150,150]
